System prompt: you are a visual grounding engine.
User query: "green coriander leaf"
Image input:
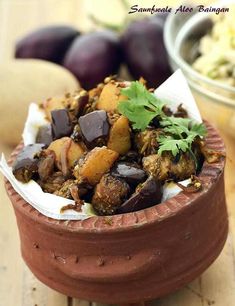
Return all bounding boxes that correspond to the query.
[190,122,207,138]
[117,80,207,158]
[118,81,165,131]
[160,117,207,138]
[157,119,207,157]
[160,117,191,136]
[160,117,191,128]
[118,101,157,131]
[120,81,157,109]
[158,136,189,156]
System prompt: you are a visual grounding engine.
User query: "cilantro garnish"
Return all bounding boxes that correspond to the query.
[159,116,207,157]
[158,136,190,156]
[117,81,165,131]
[117,81,207,159]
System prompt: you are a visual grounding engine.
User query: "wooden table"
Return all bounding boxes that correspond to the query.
[0,128,235,306]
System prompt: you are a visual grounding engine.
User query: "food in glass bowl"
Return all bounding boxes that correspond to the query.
[164,4,235,138]
[11,76,222,216]
[193,7,235,86]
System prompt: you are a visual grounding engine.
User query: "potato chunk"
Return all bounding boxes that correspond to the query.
[96,83,126,111]
[107,115,131,155]
[43,97,65,120]
[73,146,119,185]
[92,174,130,215]
[143,153,196,181]
[48,137,85,171]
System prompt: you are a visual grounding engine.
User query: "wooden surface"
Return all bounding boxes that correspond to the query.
[0,130,235,306]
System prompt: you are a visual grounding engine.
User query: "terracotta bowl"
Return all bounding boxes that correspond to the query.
[5,121,228,304]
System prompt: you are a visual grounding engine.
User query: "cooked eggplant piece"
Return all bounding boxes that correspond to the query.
[135,129,160,156]
[12,144,45,183]
[38,151,55,181]
[38,171,66,193]
[92,174,130,215]
[65,90,89,118]
[77,91,89,116]
[107,115,131,155]
[117,176,162,214]
[48,137,85,174]
[76,92,89,117]
[142,152,196,182]
[36,124,53,146]
[53,179,76,199]
[78,110,109,148]
[174,104,188,118]
[111,162,146,185]
[51,109,73,140]
[71,124,82,143]
[73,146,119,185]
[119,150,140,164]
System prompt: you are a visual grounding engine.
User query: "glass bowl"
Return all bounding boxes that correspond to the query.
[164,3,235,138]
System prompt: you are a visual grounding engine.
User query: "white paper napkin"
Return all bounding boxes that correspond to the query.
[0,154,96,220]
[23,103,48,146]
[154,69,202,122]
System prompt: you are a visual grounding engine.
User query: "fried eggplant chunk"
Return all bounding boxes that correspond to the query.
[135,129,160,156]
[38,171,66,193]
[12,144,45,183]
[36,124,53,146]
[78,110,109,148]
[111,162,146,185]
[51,109,73,140]
[117,176,162,214]
[92,174,130,215]
[143,152,196,182]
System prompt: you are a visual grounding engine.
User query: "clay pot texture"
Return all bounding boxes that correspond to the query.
[5,122,228,304]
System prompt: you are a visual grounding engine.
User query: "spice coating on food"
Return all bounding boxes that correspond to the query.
[92,174,130,215]
[12,76,218,215]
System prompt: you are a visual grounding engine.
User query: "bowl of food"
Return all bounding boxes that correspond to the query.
[3,74,227,304]
[164,2,235,138]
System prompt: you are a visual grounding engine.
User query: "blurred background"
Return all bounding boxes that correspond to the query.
[0,0,211,60]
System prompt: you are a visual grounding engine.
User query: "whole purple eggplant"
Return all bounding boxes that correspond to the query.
[63,30,122,89]
[15,25,79,63]
[121,17,171,87]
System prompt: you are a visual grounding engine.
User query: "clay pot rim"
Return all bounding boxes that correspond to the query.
[5,121,225,233]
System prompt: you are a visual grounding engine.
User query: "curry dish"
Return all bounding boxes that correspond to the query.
[12,76,219,215]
